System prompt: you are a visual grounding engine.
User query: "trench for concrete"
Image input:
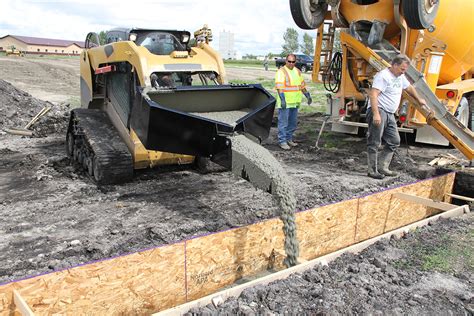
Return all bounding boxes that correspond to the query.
[158,203,470,316]
[0,172,464,315]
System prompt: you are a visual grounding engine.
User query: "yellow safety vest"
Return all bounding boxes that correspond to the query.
[274,66,306,108]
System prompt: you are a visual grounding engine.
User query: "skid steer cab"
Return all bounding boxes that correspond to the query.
[67,27,276,184]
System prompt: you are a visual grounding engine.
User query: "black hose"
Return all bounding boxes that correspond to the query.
[323,52,342,93]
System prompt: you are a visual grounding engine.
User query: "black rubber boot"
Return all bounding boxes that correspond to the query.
[379,151,398,177]
[368,152,385,179]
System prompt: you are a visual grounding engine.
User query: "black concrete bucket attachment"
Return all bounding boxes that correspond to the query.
[131,84,275,167]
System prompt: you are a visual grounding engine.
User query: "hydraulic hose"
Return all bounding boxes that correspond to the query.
[323,52,342,93]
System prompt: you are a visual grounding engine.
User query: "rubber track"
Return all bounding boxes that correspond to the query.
[69,108,133,184]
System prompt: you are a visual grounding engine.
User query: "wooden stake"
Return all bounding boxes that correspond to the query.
[392,192,457,211]
[445,193,474,203]
[4,128,33,136]
[25,106,51,129]
[13,290,35,316]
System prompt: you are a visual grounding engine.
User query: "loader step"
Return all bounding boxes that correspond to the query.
[66,108,133,184]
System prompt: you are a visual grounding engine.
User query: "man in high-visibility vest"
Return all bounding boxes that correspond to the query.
[275,54,312,150]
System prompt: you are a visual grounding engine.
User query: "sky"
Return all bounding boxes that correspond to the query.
[0,0,316,55]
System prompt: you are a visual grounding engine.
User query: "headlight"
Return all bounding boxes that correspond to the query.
[129,33,137,41]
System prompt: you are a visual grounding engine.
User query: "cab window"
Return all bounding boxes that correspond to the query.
[136,32,185,55]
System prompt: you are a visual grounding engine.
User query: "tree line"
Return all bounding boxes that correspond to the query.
[282,28,314,56]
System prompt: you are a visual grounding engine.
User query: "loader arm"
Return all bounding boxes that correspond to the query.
[340,32,474,160]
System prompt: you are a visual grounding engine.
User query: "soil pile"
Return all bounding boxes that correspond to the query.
[193,212,474,315]
[0,79,69,136]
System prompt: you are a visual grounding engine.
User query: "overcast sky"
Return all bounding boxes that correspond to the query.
[0,0,315,55]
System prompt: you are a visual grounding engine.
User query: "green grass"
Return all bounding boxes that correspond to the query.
[224,59,268,67]
[420,230,474,272]
[394,229,474,273]
[67,96,81,109]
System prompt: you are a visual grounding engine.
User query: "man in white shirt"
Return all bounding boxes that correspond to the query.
[367,54,426,179]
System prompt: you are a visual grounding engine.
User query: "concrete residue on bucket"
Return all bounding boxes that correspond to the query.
[229,134,299,267]
[190,109,251,125]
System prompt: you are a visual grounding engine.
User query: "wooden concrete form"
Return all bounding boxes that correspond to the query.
[158,203,470,316]
[0,172,457,315]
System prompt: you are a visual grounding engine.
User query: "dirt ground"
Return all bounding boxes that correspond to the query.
[0,56,472,313]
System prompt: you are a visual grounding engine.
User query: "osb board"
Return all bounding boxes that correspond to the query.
[0,243,186,315]
[185,218,285,301]
[297,199,358,260]
[354,190,394,242]
[384,173,454,232]
[427,172,456,216]
[444,173,455,203]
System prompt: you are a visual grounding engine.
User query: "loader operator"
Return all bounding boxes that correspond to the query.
[275,53,312,150]
[367,54,426,179]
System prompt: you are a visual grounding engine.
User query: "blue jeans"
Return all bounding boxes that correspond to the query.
[278,107,298,144]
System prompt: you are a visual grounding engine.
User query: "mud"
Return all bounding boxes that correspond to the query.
[194,212,473,315]
[0,57,472,312]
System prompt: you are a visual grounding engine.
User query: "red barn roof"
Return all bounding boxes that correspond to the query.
[1,35,85,48]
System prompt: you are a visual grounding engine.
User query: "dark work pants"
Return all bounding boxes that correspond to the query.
[367,108,400,158]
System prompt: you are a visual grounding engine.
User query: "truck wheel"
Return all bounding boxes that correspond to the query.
[290,0,328,30]
[402,0,440,29]
[300,65,308,73]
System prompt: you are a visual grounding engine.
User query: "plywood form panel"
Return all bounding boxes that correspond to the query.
[355,190,392,242]
[297,199,358,260]
[0,243,186,315]
[186,218,285,301]
[444,173,455,203]
[384,180,433,231]
[384,174,455,231]
[427,172,454,216]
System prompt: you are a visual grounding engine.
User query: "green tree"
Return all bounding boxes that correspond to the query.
[99,31,107,45]
[300,32,314,56]
[282,28,299,55]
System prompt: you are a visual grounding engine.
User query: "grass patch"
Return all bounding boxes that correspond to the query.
[299,105,325,114]
[67,96,81,109]
[394,228,474,273]
[224,59,277,70]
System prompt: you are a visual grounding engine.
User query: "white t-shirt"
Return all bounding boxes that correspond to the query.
[368,68,410,113]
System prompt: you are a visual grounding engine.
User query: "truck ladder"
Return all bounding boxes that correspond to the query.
[313,22,336,83]
[340,32,474,160]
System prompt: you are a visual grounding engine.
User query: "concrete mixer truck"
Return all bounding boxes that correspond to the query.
[290,0,474,160]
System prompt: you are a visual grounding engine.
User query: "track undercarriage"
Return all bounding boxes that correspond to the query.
[66,109,133,184]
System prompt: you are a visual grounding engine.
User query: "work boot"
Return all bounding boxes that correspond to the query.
[279,142,291,150]
[368,152,385,179]
[379,151,398,177]
[287,140,298,147]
